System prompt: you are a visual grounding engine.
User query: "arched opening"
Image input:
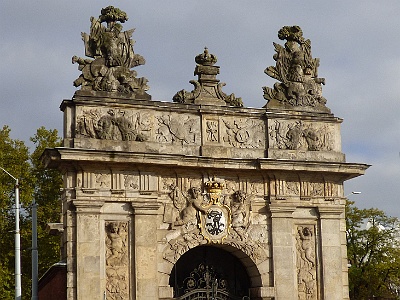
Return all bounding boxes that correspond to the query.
[169,245,251,299]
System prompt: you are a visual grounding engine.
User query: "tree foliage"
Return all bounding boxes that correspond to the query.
[0,125,62,299]
[347,200,400,299]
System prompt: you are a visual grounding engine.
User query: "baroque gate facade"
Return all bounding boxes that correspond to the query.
[42,7,368,300]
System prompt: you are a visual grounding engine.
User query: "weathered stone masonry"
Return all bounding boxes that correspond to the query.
[42,9,368,300]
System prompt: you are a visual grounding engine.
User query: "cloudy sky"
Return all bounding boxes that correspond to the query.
[1,1,399,216]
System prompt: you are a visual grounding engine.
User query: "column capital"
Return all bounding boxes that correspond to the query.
[72,200,104,213]
[131,200,162,215]
[269,204,296,218]
[318,206,344,219]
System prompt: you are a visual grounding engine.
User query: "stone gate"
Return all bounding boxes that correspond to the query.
[42,7,368,300]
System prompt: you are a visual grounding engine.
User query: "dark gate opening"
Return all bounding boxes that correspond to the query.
[169,246,250,299]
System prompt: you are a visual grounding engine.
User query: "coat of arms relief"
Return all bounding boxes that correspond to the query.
[163,178,268,264]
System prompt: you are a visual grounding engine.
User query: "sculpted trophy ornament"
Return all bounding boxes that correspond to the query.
[72,6,150,99]
[263,26,329,113]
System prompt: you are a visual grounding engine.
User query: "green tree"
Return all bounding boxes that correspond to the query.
[0,125,62,299]
[346,200,400,299]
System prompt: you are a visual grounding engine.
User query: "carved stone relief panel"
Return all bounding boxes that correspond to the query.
[269,119,335,151]
[300,181,324,199]
[105,221,129,300]
[222,118,265,149]
[161,175,177,192]
[247,178,265,197]
[162,179,269,265]
[204,119,220,143]
[286,180,300,196]
[76,108,153,142]
[155,113,200,145]
[95,172,111,189]
[296,225,317,300]
[123,172,140,190]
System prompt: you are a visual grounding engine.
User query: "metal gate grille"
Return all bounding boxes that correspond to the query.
[170,247,250,300]
[175,288,243,300]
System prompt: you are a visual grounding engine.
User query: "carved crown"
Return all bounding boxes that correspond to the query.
[195,48,217,66]
[205,178,225,194]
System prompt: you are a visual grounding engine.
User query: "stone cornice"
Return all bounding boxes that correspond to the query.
[42,147,369,180]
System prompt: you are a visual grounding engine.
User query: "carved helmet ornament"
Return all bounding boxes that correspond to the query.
[72,6,150,99]
[173,48,243,107]
[199,178,231,244]
[263,25,330,113]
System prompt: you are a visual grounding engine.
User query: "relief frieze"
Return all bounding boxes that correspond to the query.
[269,120,333,151]
[156,114,199,145]
[76,108,152,141]
[223,118,264,149]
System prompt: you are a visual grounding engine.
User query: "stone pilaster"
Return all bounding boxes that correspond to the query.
[269,204,296,298]
[73,200,104,300]
[131,198,161,299]
[318,206,347,299]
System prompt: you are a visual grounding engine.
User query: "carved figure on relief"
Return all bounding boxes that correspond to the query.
[206,120,219,142]
[76,109,152,141]
[269,120,333,151]
[263,25,329,113]
[105,221,129,300]
[156,115,198,145]
[72,6,150,97]
[223,118,264,148]
[170,185,208,228]
[231,191,249,241]
[296,225,317,300]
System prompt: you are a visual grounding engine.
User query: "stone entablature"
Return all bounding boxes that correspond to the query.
[62,93,344,162]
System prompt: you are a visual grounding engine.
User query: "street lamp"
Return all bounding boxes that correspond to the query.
[0,167,22,300]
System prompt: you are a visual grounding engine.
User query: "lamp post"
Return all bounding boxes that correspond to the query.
[0,167,22,300]
[32,198,38,300]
